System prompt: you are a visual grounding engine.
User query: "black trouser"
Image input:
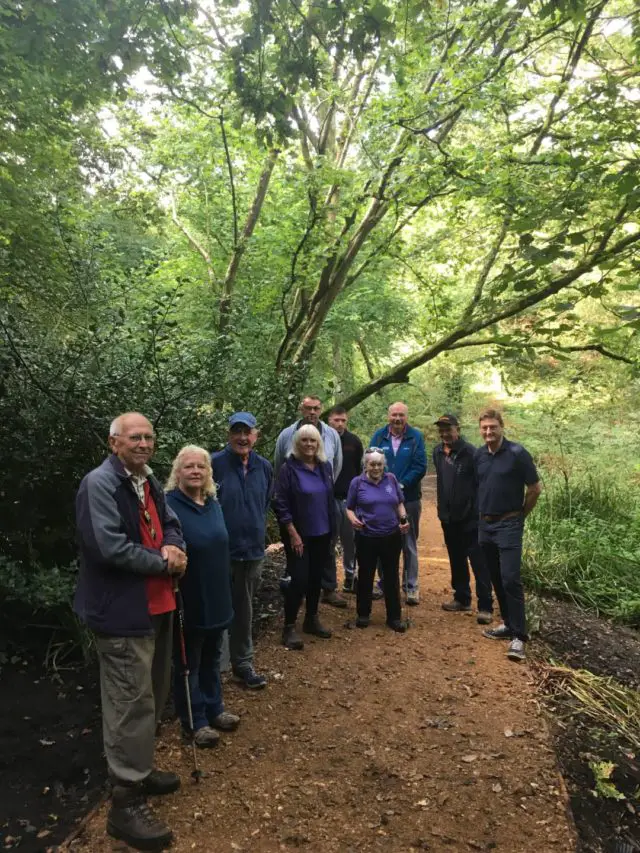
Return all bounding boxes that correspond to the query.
[280,523,337,593]
[478,517,527,641]
[283,534,331,625]
[441,521,493,612]
[356,532,402,624]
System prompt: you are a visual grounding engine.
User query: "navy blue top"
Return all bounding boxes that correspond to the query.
[475,438,539,516]
[165,489,233,631]
[346,473,404,537]
[211,446,273,561]
[432,438,479,526]
[74,455,184,637]
[334,429,364,499]
[368,424,427,502]
[272,457,334,539]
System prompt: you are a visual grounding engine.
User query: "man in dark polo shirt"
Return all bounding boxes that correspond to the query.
[432,414,492,624]
[327,406,364,593]
[475,408,541,662]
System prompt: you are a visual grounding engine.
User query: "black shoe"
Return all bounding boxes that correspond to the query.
[355,616,370,628]
[141,769,180,796]
[303,615,332,638]
[387,619,408,633]
[282,624,304,650]
[483,624,513,640]
[233,668,267,689]
[107,786,173,851]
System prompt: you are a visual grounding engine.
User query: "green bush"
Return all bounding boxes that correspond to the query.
[523,472,640,625]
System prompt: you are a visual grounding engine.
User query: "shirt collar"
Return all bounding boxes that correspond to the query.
[385,424,407,440]
[124,464,153,480]
[296,419,324,435]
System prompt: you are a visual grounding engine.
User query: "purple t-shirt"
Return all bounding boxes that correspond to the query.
[294,465,331,537]
[346,473,403,537]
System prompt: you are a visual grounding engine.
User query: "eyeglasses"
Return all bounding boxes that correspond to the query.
[115,433,156,444]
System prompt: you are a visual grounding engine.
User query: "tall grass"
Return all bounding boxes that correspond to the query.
[523,471,640,625]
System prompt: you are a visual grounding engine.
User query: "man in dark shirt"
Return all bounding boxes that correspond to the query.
[327,406,364,593]
[475,409,542,663]
[432,414,492,624]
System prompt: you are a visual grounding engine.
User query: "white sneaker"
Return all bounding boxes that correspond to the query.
[406,591,420,606]
[210,711,240,732]
[193,726,220,748]
[506,638,526,662]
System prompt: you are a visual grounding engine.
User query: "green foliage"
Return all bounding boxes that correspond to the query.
[2,0,640,595]
[523,471,640,625]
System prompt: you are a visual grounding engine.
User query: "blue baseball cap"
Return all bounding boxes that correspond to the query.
[229,411,257,428]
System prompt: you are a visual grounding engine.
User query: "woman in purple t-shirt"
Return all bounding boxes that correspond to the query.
[346,449,410,632]
[273,424,335,651]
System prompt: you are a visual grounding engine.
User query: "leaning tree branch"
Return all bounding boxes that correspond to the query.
[336,226,640,410]
[219,109,238,247]
[218,148,279,333]
[170,195,215,285]
[447,338,635,364]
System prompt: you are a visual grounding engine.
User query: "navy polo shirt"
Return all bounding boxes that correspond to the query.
[475,437,539,516]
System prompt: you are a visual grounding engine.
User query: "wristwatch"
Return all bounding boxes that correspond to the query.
[399,515,408,524]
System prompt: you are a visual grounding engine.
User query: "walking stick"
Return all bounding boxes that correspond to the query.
[343,549,360,629]
[173,581,203,783]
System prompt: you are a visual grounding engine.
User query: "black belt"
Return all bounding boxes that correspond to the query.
[480,511,523,523]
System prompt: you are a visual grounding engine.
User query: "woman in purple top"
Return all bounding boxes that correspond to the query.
[346,449,410,632]
[273,424,335,650]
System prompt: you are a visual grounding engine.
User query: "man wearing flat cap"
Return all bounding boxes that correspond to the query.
[432,414,493,624]
[212,413,274,689]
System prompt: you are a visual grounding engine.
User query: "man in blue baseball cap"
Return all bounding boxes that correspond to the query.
[211,412,273,689]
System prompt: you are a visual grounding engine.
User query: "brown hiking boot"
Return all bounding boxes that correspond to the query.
[282,624,304,650]
[141,769,180,796]
[322,590,348,608]
[441,600,472,612]
[107,784,173,851]
[302,614,332,638]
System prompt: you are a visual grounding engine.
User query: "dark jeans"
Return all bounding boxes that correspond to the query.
[283,533,331,625]
[173,627,225,732]
[441,521,493,612]
[356,531,402,624]
[478,517,527,641]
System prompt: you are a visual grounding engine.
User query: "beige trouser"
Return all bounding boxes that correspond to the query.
[95,612,173,784]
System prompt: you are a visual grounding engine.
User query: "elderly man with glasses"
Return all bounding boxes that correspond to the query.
[212,412,274,690]
[370,402,427,605]
[74,412,187,851]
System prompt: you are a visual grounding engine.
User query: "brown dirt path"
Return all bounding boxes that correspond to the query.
[74,480,576,852]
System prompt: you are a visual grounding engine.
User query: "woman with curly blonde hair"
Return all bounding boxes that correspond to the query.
[165,446,239,748]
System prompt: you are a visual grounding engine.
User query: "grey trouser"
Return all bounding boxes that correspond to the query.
[229,559,263,674]
[329,498,356,582]
[402,500,422,593]
[95,611,173,785]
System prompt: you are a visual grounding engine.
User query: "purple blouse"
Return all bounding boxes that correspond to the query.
[346,473,403,537]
